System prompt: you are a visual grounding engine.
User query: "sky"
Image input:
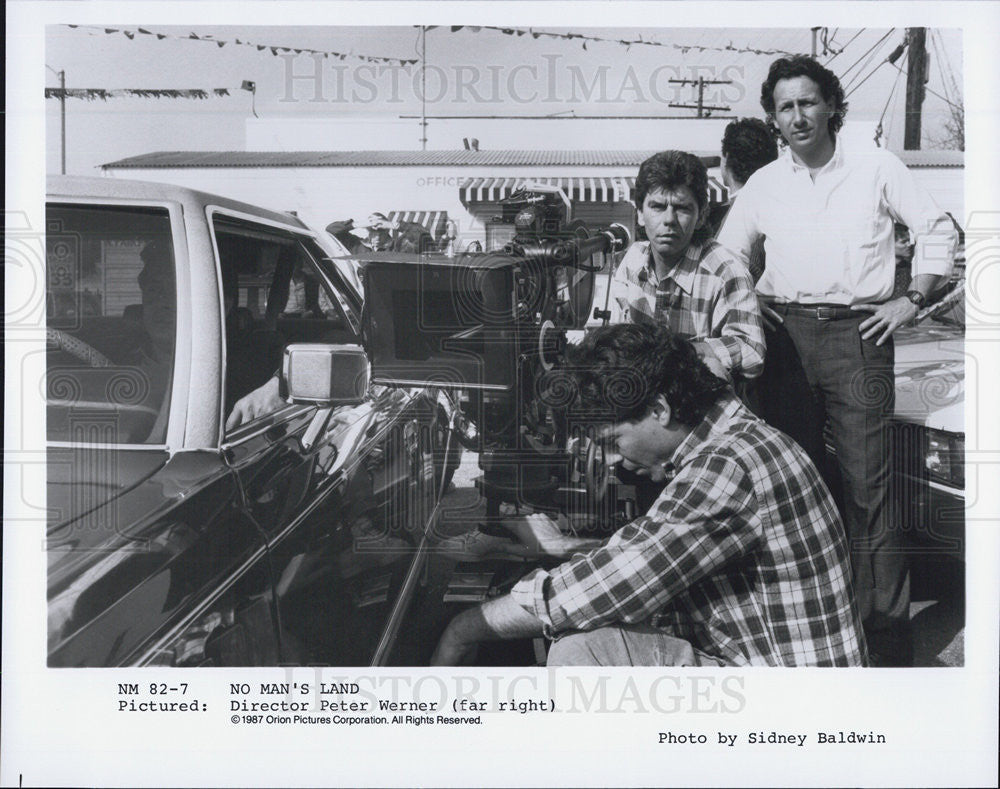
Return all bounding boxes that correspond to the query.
[43,23,964,175]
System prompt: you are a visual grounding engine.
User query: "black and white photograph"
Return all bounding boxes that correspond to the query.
[3,2,999,786]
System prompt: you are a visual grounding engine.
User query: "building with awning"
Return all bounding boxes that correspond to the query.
[456,174,728,253]
[101,149,724,251]
[101,148,961,253]
[457,175,727,206]
[384,210,450,241]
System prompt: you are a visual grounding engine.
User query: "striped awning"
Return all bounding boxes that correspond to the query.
[458,176,727,206]
[386,210,449,239]
[459,177,632,205]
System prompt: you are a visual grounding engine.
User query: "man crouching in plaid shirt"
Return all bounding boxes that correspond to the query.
[609,150,765,383]
[431,323,866,667]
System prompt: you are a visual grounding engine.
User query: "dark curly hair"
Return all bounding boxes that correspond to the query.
[759,55,848,139]
[634,150,712,245]
[721,118,779,186]
[561,322,727,427]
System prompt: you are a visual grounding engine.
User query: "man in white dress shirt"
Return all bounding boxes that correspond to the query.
[718,55,957,666]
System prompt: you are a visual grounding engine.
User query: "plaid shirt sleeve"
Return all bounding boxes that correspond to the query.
[697,248,766,379]
[608,242,650,324]
[510,452,762,635]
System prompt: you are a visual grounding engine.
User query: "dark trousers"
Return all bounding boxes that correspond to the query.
[754,312,912,664]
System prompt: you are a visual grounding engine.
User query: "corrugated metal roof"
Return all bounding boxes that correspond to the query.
[102,148,963,170]
[101,150,720,169]
[896,150,964,168]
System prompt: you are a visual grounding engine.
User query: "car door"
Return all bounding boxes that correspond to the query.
[211,211,435,666]
[45,197,277,667]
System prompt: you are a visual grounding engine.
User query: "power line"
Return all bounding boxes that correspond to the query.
[843,31,897,94]
[818,27,844,57]
[930,29,961,105]
[846,60,888,98]
[928,31,951,105]
[842,30,895,88]
[933,30,962,99]
[824,29,866,66]
[884,58,906,146]
[839,29,894,85]
[873,49,906,146]
[887,61,963,111]
[844,33,899,98]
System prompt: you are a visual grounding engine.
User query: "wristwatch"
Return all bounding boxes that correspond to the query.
[905,290,926,309]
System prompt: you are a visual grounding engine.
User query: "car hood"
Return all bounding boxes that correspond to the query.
[892,321,964,433]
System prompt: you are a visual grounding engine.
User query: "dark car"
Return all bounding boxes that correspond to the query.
[889,286,965,557]
[46,176,453,667]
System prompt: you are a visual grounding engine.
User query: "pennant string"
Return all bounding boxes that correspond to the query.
[447,25,798,57]
[63,24,420,66]
[61,23,797,73]
[45,87,233,101]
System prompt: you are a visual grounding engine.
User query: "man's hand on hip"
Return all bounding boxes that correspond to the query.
[758,295,784,332]
[852,297,918,346]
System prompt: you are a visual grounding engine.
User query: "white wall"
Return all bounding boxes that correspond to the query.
[104,157,963,244]
[102,164,647,245]
[246,115,732,153]
[246,115,888,154]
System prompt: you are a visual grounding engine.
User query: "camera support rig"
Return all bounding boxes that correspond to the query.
[359,186,630,527]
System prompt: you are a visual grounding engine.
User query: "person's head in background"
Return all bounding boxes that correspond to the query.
[137,239,177,351]
[325,219,369,254]
[720,117,779,194]
[365,212,394,251]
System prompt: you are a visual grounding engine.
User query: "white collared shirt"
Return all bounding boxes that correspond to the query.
[717,140,957,305]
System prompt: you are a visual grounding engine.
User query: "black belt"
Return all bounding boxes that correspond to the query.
[771,302,866,321]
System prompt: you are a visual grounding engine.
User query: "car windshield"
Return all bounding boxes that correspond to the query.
[46,203,176,445]
[926,279,964,329]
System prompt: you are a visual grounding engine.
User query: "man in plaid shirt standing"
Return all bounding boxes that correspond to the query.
[432,323,866,667]
[608,150,765,383]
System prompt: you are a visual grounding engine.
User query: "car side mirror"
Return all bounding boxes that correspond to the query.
[282,344,370,451]
[282,343,369,406]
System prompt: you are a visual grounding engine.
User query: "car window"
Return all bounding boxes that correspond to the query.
[924,275,965,330]
[212,216,361,426]
[312,228,365,301]
[46,203,176,445]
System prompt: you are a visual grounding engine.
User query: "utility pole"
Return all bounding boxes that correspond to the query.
[668,77,732,118]
[59,69,66,174]
[46,65,67,174]
[904,27,927,150]
[419,25,428,151]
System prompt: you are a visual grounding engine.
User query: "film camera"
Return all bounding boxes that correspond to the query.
[360,186,630,522]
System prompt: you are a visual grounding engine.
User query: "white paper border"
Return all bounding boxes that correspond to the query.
[5,3,999,787]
